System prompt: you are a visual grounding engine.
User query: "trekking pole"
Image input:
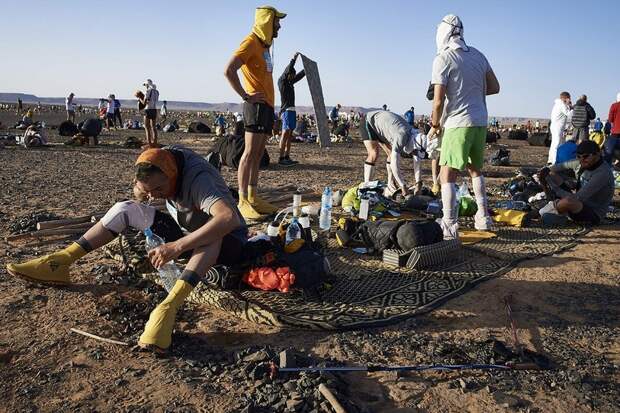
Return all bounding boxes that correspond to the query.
[269,361,536,379]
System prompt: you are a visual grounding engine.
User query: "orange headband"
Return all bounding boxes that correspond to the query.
[135,149,178,195]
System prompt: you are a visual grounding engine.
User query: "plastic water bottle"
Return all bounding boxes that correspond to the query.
[144,228,181,292]
[457,182,471,199]
[285,217,302,244]
[319,187,333,231]
[495,200,529,211]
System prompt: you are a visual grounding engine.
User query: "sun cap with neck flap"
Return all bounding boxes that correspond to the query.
[436,14,468,54]
[136,148,178,197]
[252,5,286,47]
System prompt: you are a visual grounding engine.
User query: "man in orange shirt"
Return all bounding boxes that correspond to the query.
[224,6,286,219]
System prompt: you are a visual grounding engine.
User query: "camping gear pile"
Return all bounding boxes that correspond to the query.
[63,118,103,146]
[162,120,180,133]
[489,147,510,166]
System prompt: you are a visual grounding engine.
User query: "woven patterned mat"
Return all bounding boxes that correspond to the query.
[103,216,592,330]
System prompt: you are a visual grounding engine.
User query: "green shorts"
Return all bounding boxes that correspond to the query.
[439,127,487,171]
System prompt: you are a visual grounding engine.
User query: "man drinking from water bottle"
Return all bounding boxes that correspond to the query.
[6,145,247,353]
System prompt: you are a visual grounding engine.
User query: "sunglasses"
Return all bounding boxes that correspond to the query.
[576,153,593,160]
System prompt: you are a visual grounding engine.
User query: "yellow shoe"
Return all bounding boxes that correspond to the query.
[238,199,264,219]
[431,183,441,196]
[138,279,194,352]
[6,243,86,285]
[251,195,278,214]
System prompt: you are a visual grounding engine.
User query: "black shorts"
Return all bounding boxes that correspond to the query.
[144,109,158,120]
[243,102,274,135]
[359,120,387,144]
[151,211,246,266]
[568,204,600,225]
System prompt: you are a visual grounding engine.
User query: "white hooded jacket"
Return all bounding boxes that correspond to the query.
[550,99,572,130]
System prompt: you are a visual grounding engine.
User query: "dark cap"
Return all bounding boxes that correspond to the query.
[576,140,600,155]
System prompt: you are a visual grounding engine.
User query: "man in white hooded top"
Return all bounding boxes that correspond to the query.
[427,14,500,239]
[548,91,573,164]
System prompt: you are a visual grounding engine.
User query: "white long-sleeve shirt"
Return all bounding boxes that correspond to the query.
[550,98,572,131]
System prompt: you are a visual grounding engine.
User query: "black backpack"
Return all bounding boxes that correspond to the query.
[211,135,269,170]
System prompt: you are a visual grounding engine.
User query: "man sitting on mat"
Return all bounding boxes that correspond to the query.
[539,140,614,225]
[6,145,247,353]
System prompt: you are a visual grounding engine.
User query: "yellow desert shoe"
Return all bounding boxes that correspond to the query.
[251,195,278,214]
[138,279,194,352]
[6,243,86,285]
[238,199,265,220]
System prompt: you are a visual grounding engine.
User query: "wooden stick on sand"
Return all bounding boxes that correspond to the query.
[5,223,95,242]
[70,328,128,346]
[318,383,348,413]
[36,216,93,230]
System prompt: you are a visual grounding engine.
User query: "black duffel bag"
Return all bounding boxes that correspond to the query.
[359,219,443,253]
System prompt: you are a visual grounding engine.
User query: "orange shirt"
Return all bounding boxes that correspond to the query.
[233,34,275,108]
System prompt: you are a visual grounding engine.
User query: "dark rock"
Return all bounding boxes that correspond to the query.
[244,350,272,363]
[286,398,303,411]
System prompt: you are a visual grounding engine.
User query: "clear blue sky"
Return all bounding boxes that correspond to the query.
[1,0,618,118]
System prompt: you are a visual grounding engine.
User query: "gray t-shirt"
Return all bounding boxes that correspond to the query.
[165,145,247,238]
[550,160,614,220]
[367,110,411,154]
[431,46,491,129]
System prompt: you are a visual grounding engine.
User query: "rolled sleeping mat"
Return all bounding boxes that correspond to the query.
[406,239,462,270]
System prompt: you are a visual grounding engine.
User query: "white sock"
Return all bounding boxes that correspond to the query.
[413,158,421,184]
[472,176,488,217]
[441,183,458,225]
[386,162,394,186]
[364,162,375,183]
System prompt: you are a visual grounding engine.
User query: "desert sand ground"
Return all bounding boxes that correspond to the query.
[0,109,618,413]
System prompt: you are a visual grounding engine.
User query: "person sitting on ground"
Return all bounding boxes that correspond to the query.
[14,109,34,129]
[23,124,48,147]
[278,52,305,166]
[6,145,247,353]
[359,110,428,197]
[539,140,614,225]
